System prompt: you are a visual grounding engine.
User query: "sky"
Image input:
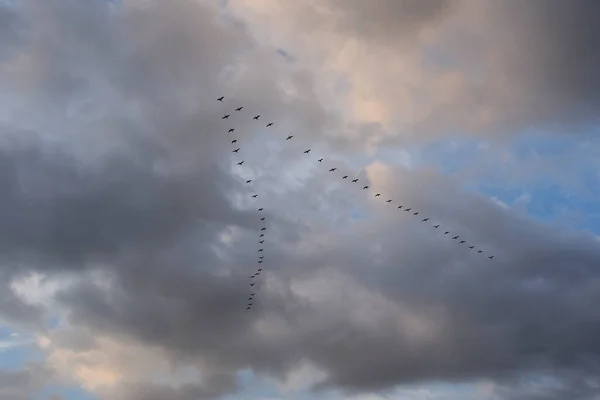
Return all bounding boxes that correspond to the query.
[0,0,600,399]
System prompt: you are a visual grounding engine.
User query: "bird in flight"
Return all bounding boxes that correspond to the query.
[375,193,381,197]
[258,248,264,252]
[217,96,224,102]
[237,161,244,165]
[258,208,263,211]
[329,168,337,172]
[386,199,392,203]
[246,179,251,183]
[253,115,260,120]
[422,218,429,222]
[469,246,475,249]
[233,148,240,153]
[478,250,483,253]
[259,240,264,244]
[222,114,230,119]
[397,205,403,209]
[363,185,369,190]
[352,179,358,183]
[433,224,440,228]
[228,128,234,133]
[286,135,293,140]
[235,106,243,111]
[232,139,238,144]
[318,158,323,162]
[261,228,267,231]
[252,194,258,198]
[452,236,459,240]
[260,217,266,221]
[444,231,450,235]
[304,149,311,154]
[488,256,494,259]
[413,212,419,216]
[259,256,264,259]
[258,260,263,264]
[266,122,273,127]
[404,208,411,212]
[460,240,466,244]
[343,175,348,179]
[250,283,255,286]
[259,233,264,237]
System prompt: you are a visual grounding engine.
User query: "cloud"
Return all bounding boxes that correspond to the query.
[0,364,56,400]
[228,0,600,142]
[0,1,599,400]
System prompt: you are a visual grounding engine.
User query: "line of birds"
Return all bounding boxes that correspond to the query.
[218,95,495,308]
[219,98,265,310]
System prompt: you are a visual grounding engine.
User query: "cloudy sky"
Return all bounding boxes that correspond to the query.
[1,0,600,399]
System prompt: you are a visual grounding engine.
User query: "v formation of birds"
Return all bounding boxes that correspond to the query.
[217,96,495,311]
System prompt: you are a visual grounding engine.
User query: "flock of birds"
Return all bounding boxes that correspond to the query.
[217,95,495,311]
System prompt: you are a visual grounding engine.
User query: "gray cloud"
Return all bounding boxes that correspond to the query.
[0,1,600,400]
[0,364,56,400]
[326,0,456,45]
[262,0,600,141]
